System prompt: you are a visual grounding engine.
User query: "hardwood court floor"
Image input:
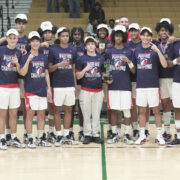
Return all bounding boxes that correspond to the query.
[0,124,179,180]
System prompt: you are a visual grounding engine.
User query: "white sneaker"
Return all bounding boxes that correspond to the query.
[107,133,119,144]
[117,128,121,138]
[123,134,134,145]
[27,138,36,148]
[155,135,166,145]
[11,137,25,148]
[135,136,146,145]
[36,134,51,147]
[54,136,64,147]
[0,138,8,150]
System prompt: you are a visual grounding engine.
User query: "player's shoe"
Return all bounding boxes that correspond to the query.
[107,133,119,144]
[23,133,28,144]
[162,131,172,142]
[92,136,104,144]
[132,130,139,141]
[123,134,134,144]
[145,130,150,141]
[155,135,166,145]
[6,134,11,146]
[47,132,57,143]
[11,137,25,148]
[54,136,64,147]
[27,138,36,148]
[69,131,75,141]
[135,136,146,145]
[36,133,51,147]
[83,136,92,144]
[78,131,84,142]
[168,138,180,147]
[0,138,8,150]
[63,135,78,145]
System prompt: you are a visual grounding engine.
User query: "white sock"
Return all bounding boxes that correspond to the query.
[6,129,11,135]
[24,129,27,134]
[11,133,16,139]
[69,128,73,132]
[49,126,54,133]
[163,112,171,134]
[79,126,83,132]
[64,129,70,137]
[124,125,130,135]
[111,126,117,134]
[145,122,149,130]
[28,134,33,139]
[37,130,44,138]
[56,131,63,136]
[140,127,145,137]
[0,134,5,139]
[132,121,138,130]
[108,124,112,130]
[156,127,162,136]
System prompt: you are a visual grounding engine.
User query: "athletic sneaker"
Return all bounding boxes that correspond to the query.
[135,136,146,145]
[69,131,75,141]
[117,128,121,138]
[92,137,104,144]
[145,130,150,141]
[168,138,180,147]
[27,138,36,148]
[78,131,84,142]
[36,133,51,147]
[107,133,119,144]
[155,135,166,145]
[0,138,7,150]
[6,134,11,146]
[63,135,78,145]
[107,130,112,139]
[123,134,134,144]
[54,135,64,147]
[11,137,25,148]
[23,133,28,144]
[83,136,92,144]
[132,130,139,141]
[47,132,57,143]
[162,131,172,142]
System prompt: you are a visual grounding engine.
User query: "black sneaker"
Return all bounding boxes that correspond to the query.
[107,133,119,144]
[83,136,92,144]
[63,135,78,145]
[54,135,64,147]
[168,138,180,147]
[0,138,7,150]
[69,131,75,141]
[23,133,28,144]
[11,137,25,148]
[36,133,51,147]
[47,132,57,143]
[78,131,84,142]
[132,130,139,141]
[6,134,11,146]
[92,137,104,144]
[145,130,150,141]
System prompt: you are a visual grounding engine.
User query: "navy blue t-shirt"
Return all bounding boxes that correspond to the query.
[69,42,85,57]
[48,44,77,88]
[169,41,180,83]
[134,44,161,88]
[76,54,105,91]
[20,52,48,97]
[152,40,174,78]
[0,46,22,87]
[125,41,141,82]
[105,47,133,91]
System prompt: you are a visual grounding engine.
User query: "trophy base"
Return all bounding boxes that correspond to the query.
[104,76,113,81]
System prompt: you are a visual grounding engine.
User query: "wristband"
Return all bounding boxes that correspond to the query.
[173,58,177,65]
[128,62,134,68]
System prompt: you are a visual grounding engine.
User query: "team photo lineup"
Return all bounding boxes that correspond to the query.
[1,8,180,151]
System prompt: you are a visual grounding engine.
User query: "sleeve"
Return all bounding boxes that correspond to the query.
[76,56,83,72]
[48,49,55,64]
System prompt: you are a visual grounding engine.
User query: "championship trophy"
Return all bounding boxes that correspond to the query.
[103,58,113,81]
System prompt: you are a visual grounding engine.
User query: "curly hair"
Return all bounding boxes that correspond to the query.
[155,21,174,35]
[111,30,128,44]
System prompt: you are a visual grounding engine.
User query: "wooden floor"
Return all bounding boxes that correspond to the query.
[0,123,180,180]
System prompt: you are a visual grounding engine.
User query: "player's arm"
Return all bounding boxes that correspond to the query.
[19,54,34,76]
[48,60,69,73]
[151,43,167,68]
[122,56,136,74]
[0,37,6,45]
[45,69,51,98]
[167,57,180,67]
[76,63,92,80]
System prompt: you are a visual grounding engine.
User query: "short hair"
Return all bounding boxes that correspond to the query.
[140,30,152,36]
[155,21,174,35]
[15,18,27,24]
[111,30,128,44]
[28,36,41,43]
[57,28,70,38]
[109,19,115,23]
[84,38,96,46]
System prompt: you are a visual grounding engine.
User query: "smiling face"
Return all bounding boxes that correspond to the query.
[140,31,152,45]
[29,38,41,51]
[98,28,108,39]
[6,34,18,48]
[158,27,169,41]
[58,32,69,44]
[119,17,129,29]
[129,29,139,40]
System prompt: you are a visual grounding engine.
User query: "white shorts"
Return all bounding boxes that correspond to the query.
[172,82,180,108]
[131,82,136,99]
[107,90,132,110]
[53,87,75,106]
[160,78,172,99]
[136,88,160,108]
[18,78,25,98]
[25,95,47,110]
[0,87,20,109]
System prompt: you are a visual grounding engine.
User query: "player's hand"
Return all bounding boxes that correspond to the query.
[58,60,70,67]
[106,80,113,84]
[41,42,49,48]
[84,63,92,72]
[122,56,131,63]
[47,87,52,99]
[21,49,27,55]
[28,54,35,62]
[12,55,19,65]
[168,36,176,43]
[150,42,160,53]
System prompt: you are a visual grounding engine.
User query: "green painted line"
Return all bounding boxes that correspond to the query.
[101,124,107,180]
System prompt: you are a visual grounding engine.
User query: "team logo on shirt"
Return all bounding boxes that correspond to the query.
[111,54,126,71]
[1,55,17,72]
[43,49,49,56]
[137,53,152,69]
[77,51,84,57]
[58,53,72,70]
[85,62,101,80]
[16,43,26,50]
[31,61,45,78]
